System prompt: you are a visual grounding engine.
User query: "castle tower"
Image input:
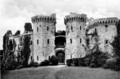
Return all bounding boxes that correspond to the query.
[64,13,87,61]
[31,14,56,63]
[87,17,119,57]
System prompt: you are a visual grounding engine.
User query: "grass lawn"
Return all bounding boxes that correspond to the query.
[2,66,120,79]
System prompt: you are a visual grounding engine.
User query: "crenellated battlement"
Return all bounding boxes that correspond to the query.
[88,17,119,28]
[64,13,87,24]
[31,13,56,24]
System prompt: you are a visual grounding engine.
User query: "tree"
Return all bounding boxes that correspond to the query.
[1,30,17,73]
[21,35,31,67]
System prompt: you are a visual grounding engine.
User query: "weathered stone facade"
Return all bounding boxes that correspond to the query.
[31,14,56,63]
[86,17,119,57]
[64,13,87,60]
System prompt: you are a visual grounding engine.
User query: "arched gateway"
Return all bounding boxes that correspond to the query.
[55,31,66,64]
[55,48,65,64]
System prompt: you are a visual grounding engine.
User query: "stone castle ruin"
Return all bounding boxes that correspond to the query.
[2,13,120,66]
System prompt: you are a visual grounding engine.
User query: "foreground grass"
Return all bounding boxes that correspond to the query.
[2,66,120,79]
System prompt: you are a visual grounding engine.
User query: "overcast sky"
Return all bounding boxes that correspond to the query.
[0,0,120,49]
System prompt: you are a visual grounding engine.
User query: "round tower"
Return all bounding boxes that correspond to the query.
[64,13,87,61]
[31,14,56,63]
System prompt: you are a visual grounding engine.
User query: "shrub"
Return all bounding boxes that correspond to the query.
[72,58,79,66]
[40,60,50,66]
[34,62,39,67]
[49,55,58,65]
[66,59,72,66]
[103,57,120,71]
[83,55,91,66]
[77,58,86,66]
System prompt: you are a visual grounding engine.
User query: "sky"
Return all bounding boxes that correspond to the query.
[0,0,120,49]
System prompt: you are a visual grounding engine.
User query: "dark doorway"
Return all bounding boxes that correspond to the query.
[56,50,65,64]
[55,31,66,64]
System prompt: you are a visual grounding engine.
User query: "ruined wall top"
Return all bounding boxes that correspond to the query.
[64,13,87,24]
[31,13,56,24]
[88,17,119,29]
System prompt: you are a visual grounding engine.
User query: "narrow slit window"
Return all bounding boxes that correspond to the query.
[105,25,108,31]
[37,56,39,60]
[47,39,49,44]
[70,39,72,44]
[47,26,49,31]
[37,40,39,44]
[71,26,73,32]
[80,38,81,43]
[105,40,108,44]
[80,26,81,30]
[37,27,39,32]
[105,25,108,28]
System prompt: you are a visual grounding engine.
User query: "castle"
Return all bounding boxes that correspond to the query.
[3,13,120,65]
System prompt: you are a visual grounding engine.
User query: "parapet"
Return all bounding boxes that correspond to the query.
[88,17,119,29]
[31,13,56,24]
[64,13,87,24]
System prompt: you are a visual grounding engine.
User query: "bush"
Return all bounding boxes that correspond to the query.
[83,55,91,66]
[66,59,72,66]
[77,58,86,66]
[96,53,108,67]
[66,58,79,66]
[49,55,58,65]
[16,65,23,69]
[73,58,79,66]
[34,62,39,67]
[40,60,50,66]
[85,51,108,68]
[103,57,120,71]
